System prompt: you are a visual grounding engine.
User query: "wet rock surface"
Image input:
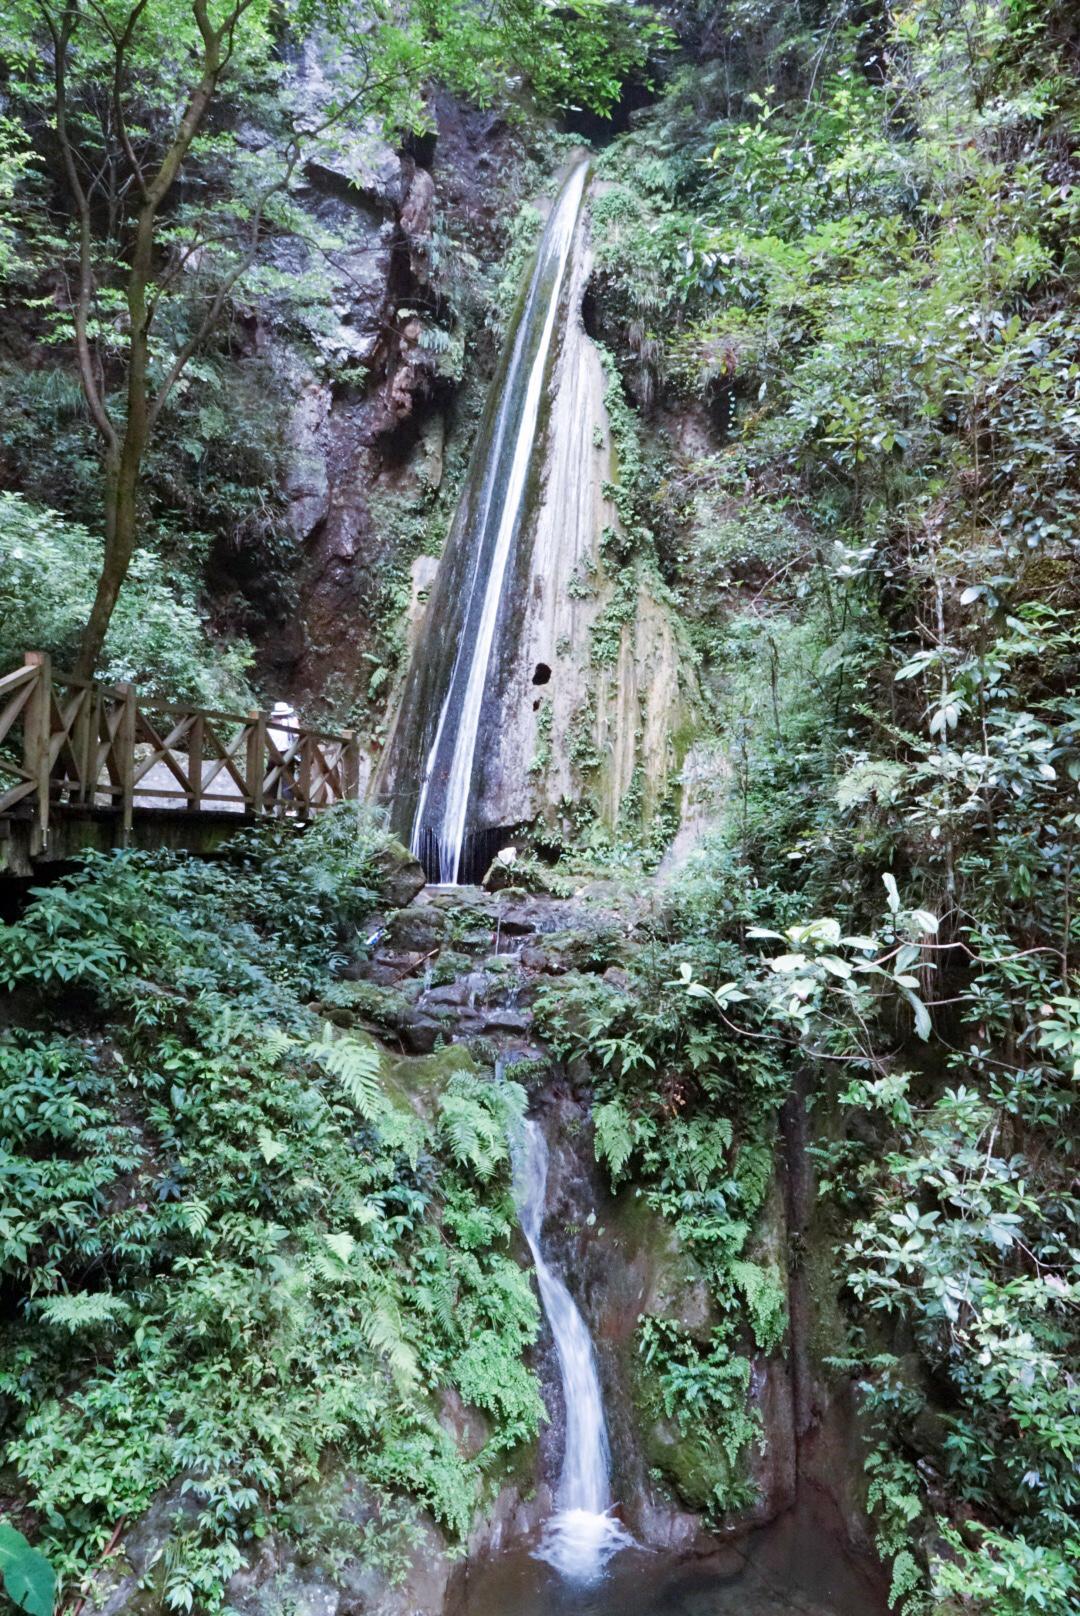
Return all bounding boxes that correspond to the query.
[324,882,642,1064]
[248,72,537,708]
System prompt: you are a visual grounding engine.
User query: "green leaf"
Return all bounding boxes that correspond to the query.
[325,1231,356,1265]
[900,987,932,1041]
[819,955,852,979]
[257,1128,286,1164]
[0,1524,55,1616]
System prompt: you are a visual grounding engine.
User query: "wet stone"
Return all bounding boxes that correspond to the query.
[419,981,470,1008]
[397,1013,445,1055]
[481,1009,533,1035]
[520,944,567,974]
[496,907,539,936]
[383,905,450,954]
[371,840,426,909]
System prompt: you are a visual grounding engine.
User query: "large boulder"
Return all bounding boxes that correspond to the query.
[371,839,426,908]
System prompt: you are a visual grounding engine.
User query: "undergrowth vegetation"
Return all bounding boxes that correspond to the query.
[577,0,1080,1609]
[0,810,540,1612]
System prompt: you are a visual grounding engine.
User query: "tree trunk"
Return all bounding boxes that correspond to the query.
[74,447,140,680]
[74,191,156,681]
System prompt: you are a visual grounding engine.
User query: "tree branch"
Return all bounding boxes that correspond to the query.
[40,0,118,451]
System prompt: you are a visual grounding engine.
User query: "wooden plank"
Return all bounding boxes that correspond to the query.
[73,686,97,804]
[22,653,50,854]
[0,664,38,704]
[118,683,135,844]
[0,674,36,750]
[297,734,312,821]
[343,732,360,802]
[132,710,196,793]
[48,685,92,792]
[246,712,266,814]
[189,713,204,812]
[200,719,251,799]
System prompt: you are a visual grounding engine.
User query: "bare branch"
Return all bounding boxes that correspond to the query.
[38,0,118,451]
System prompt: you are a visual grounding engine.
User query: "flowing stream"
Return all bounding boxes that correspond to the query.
[409,161,590,883]
[513,1118,635,1583]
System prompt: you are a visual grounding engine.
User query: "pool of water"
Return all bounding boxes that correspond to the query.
[456,1494,888,1616]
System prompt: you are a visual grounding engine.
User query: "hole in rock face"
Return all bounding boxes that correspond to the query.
[532,663,552,686]
[532,699,541,712]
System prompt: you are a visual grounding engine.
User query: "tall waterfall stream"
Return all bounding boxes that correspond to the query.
[513,1119,635,1582]
[409,162,590,883]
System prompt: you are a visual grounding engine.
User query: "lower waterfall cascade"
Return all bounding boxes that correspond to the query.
[512,1117,636,1583]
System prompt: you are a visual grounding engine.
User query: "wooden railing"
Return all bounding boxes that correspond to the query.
[0,653,360,854]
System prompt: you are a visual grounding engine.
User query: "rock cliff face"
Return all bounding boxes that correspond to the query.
[248,66,537,714]
[372,167,698,869]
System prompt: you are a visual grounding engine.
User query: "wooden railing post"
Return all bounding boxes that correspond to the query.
[246,711,266,815]
[189,713,204,813]
[342,731,359,802]
[118,682,136,846]
[297,732,312,821]
[71,682,95,805]
[23,652,51,854]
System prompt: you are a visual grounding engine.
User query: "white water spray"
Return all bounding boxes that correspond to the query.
[410,161,590,883]
[513,1118,635,1582]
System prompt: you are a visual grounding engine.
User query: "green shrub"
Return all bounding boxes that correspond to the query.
[0,492,252,701]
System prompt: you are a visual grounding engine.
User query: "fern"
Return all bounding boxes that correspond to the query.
[593,1097,634,1184]
[176,1197,211,1236]
[438,1073,517,1179]
[325,1231,356,1265]
[309,1023,384,1119]
[668,1113,732,1192]
[361,1300,419,1391]
[730,1259,787,1353]
[38,1292,128,1330]
[733,1140,773,1216]
[256,1127,286,1164]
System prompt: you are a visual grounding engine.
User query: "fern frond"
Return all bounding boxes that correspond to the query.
[309,1023,384,1119]
[362,1301,419,1391]
[176,1198,211,1236]
[38,1292,128,1330]
[438,1074,510,1179]
[593,1098,634,1183]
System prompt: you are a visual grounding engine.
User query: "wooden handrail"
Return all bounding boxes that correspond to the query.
[0,653,361,853]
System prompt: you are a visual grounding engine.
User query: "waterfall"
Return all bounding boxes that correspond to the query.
[409,161,590,884]
[513,1118,635,1582]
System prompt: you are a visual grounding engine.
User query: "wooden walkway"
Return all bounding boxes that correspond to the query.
[0,653,360,875]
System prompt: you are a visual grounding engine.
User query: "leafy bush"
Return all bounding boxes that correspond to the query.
[0,493,251,701]
[0,818,541,1611]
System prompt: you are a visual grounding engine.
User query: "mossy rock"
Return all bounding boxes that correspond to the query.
[371,840,426,909]
[383,904,450,954]
[643,1425,748,1517]
[383,1041,481,1107]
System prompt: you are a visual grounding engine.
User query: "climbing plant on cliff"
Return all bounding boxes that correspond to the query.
[573,0,1080,1607]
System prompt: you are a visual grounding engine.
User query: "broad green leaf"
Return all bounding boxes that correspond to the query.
[0,1524,55,1616]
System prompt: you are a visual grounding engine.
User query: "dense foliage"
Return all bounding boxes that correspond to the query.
[0,492,251,701]
[0,813,541,1611]
[578,0,1080,1610]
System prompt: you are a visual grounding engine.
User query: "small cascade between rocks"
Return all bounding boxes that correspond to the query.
[512,1117,635,1583]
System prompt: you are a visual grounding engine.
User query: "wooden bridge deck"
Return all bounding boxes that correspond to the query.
[0,653,360,876]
